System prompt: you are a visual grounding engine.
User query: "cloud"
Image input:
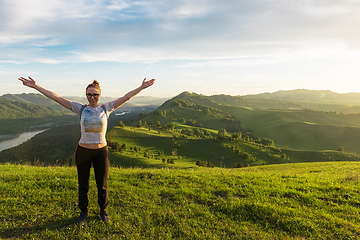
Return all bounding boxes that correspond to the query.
[1,0,360,65]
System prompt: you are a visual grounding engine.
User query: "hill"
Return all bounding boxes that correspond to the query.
[244,89,360,105]
[2,93,71,112]
[135,91,360,154]
[1,162,359,239]
[0,96,66,119]
[241,89,360,114]
[2,93,167,110]
[0,97,76,134]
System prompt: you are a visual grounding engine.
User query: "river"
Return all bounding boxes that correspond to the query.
[0,129,47,152]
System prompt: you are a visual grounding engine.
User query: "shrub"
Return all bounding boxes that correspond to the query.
[118,121,125,128]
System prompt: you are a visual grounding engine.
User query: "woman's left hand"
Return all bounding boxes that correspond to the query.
[142,78,155,89]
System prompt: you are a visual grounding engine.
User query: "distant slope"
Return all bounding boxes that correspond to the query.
[0,97,65,119]
[2,93,166,110]
[244,89,360,105]
[3,93,70,112]
[210,91,360,114]
[0,97,76,134]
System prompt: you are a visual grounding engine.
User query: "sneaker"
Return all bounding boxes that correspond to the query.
[77,212,87,226]
[98,210,110,223]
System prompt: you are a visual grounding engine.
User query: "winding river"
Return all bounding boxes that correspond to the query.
[0,129,47,152]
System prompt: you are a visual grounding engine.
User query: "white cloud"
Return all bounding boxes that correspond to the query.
[1,0,360,64]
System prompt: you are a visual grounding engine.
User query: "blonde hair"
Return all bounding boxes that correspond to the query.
[86,80,101,93]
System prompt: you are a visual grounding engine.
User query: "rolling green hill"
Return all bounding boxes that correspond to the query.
[2,93,72,112]
[134,91,360,154]
[0,97,76,134]
[225,106,360,153]
[0,97,65,119]
[242,89,360,114]
[245,89,360,105]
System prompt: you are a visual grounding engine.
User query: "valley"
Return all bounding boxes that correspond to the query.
[2,90,360,166]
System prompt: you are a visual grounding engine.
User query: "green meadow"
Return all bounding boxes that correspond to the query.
[1,162,360,239]
[226,106,360,152]
[106,126,360,169]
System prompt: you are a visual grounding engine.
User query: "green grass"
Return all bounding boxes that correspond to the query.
[218,105,360,153]
[106,126,360,169]
[1,162,360,239]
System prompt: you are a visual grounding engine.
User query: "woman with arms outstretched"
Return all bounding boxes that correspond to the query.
[18,76,155,225]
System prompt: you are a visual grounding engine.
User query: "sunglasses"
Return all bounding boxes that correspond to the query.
[86,93,100,98]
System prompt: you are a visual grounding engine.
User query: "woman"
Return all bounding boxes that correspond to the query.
[18,76,155,225]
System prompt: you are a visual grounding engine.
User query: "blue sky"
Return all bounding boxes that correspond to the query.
[1,0,360,98]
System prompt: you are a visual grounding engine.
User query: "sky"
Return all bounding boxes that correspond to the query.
[1,0,360,98]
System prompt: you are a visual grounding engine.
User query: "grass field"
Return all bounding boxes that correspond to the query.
[105,125,360,169]
[209,105,360,153]
[1,162,360,239]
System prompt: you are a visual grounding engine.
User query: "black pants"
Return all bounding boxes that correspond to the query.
[75,145,110,213]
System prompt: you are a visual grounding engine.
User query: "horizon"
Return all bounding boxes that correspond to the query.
[2,1,360,98]
[4,88,360,100]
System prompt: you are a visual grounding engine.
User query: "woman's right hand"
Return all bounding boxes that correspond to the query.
[18,76,37,88]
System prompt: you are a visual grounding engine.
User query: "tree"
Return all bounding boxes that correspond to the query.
[218,129,227,139]
[114,142,121,152]
[118,121,125,128]
[167,123,175,130]
[137,120,142,127]
[155,121,161,127]
[231,132,241,139]
[154,110,166,117]
[193,129,202,137]
[256,138,274,146]
[157,150,164,157]
[337,147,345,152]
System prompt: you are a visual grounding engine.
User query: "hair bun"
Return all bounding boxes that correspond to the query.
[86,80,101,92]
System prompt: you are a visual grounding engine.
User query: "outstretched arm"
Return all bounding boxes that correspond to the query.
[114,78,155,110]
[18,76,72,111]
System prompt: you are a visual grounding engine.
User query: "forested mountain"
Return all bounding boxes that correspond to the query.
[0,97,66,119]
[0,97,76,134]
[3,93,70,112]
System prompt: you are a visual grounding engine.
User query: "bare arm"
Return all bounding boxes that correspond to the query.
[18,76,72,111]
[114,78,155,110]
